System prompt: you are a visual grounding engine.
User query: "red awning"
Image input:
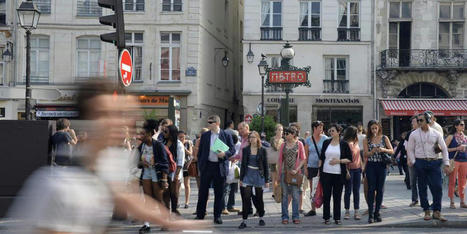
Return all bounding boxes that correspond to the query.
[380,99,467,116]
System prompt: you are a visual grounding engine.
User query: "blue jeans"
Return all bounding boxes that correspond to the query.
[366,162,386,216]
[414,159,443,211]
[281,173,300,220]
[409,166,418,202]
[344,168,362,210]
[223,182,237,210]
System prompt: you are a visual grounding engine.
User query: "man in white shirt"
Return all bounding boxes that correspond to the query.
[407,112,450,222]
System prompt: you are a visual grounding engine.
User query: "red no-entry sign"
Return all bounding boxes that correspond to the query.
[119,49,132,87]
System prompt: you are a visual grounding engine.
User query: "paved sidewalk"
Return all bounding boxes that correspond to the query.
[168,172,467,231]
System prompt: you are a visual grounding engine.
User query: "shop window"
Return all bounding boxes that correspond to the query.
[313,106,362,131]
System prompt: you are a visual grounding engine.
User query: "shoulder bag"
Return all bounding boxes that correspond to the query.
[284,144,304,186]
[448,151,459,174]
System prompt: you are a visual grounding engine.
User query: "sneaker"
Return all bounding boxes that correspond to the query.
[222,209,230,215]
[335,220,342,225]
[424,210,432,221]
[228,208,240,212]
[138,225,150,234]
[238,222,247,229]
[354,210,361,220]
[259,219,265,226]
[432,211,447,222]
[344,210,350,220]
[409,201,418,207]
[304,210,316,217]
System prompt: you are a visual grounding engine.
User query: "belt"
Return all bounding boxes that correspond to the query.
[416,158,441,161]
[248,165,259,169]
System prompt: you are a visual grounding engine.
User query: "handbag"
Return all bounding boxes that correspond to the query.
[312,182,323,208]
[381,153,393,165]
[448,151,459,174]
[273,182,282,203]
[187,162,198,177]
[433,141,442,154]
[285,169,303,186]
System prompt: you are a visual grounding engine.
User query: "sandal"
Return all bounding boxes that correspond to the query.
[282,220,289,225]
[293,220,300,224]
[450,202,456,209]
[324,219,331,225]
[460,203,467,208]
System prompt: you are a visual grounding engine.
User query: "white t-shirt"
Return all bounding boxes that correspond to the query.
[7,167,114,234]
[323,144,341,175]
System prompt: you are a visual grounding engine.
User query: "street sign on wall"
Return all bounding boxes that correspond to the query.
[119,49,132,87]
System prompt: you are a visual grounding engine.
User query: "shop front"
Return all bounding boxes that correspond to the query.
[312,97,366,130]
[380,98,467,139]
[136,94,187,130]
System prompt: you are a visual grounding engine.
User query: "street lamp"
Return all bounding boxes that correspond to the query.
[246,43,254,64]
[280,42,294,126]
[2,42,13,63]
[17,0,41,120]
[257,55,268,135]
[222,51,229,68]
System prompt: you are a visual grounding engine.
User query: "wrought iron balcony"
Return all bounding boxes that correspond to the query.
[380,49,467,70]
[298,27,321,41]
[323,80,349,93]
[337,28,360,41]
[261,27,282,40]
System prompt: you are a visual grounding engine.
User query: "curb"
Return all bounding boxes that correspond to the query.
[375,220,467,229]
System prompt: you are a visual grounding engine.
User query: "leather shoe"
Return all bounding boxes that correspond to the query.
[424,210,432,220]
[194,216,204,220]
[238,222,247,229]
[259,219,265,226]
[214,217,223,224]
[304,210,316,216]
[432,211,447,222]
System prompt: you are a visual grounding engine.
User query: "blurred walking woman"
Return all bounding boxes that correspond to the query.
[238,131,269,229]
[343,126,363,220]
[445,119,467,208]
[276,127,306,224]
[319,124,352,225]
[363,120,393,223]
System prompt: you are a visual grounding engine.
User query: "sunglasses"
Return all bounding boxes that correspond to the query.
[207,121,215,124]
[459,123,465,126]
[417,119,425,123]
[284,132,293,135]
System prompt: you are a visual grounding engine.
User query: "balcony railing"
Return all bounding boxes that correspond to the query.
[261,27,282,40]
[77,0,102,17]
[380,49,467,69]
[337,28,360,41]
[298,27,321,41]
[323,80,349,93]
[19,76,49,84]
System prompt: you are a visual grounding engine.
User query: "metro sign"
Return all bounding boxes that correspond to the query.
[268,70,309,84]
[119,49,132,87]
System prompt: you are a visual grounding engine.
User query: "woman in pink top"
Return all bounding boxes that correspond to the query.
[343,126,363,220]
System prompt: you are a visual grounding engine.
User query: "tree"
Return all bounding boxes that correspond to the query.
[249,115,277,142]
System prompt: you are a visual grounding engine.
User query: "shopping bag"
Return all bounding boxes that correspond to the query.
[312,181,323,208]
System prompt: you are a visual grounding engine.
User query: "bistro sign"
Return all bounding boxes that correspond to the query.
[315,98,360,104]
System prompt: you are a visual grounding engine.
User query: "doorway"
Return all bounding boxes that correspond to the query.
[399,22,411,67]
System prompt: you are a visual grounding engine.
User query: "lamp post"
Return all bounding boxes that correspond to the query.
[280,42,295,126]
[257,55,268,135]
[17,0,41,120]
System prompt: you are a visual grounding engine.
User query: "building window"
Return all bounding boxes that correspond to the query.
[30,36,49,83]
[389,1,412,19]
[337,1,360,41]
[160,32,180,81]
[33,0,51,14]
[76,37,101,78]
[124,0,145,11]
[77,0,102,17]
[439,2,464,50]
[261,0,282,40]
[266,55,283,93]
[162,0,182,12]
[125,32,143,82]
[324,57,349,93]
[299,1,321,40]
[0,0,6,26]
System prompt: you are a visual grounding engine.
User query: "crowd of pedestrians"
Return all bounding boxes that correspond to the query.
[11,83,466,234]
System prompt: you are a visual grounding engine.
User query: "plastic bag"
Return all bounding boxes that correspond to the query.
[312,181,323,208]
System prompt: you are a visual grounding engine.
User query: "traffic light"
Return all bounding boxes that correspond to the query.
[98,0,125,49]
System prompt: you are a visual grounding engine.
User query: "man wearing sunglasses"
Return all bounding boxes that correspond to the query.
[407,112,450,222]
[195,115,235,224]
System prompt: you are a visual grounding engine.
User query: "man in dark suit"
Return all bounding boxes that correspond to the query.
[195,115,235,224]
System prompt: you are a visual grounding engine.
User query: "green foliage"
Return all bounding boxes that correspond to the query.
[249,115,277,142]
[143,109,158,120]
